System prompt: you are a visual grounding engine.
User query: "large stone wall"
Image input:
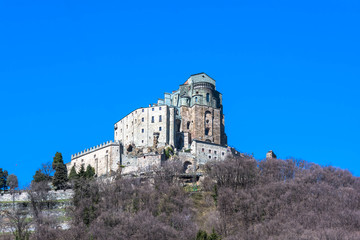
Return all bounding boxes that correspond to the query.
[121,153,164,174]
[190,140,229,164]
[67,141,120,176]
[180,105,224,145]
[0,190,73,203]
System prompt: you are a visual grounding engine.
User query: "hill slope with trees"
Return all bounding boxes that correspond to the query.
[1,155,360,240]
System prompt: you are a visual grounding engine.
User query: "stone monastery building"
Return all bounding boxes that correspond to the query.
[67,73,236,176]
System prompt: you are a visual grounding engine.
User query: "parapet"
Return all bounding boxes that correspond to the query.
[71,140,120,160]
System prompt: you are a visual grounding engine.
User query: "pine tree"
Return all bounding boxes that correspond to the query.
[0,168,9,191]
[208,228,221,240]
[33,170,49,183]
[69,166,78,180]
[52,152,63,170]
[78,164,86,179]
[85,165,96,179]
[52,152,68,190]
[53,163,68,190]
[196,230,208,240]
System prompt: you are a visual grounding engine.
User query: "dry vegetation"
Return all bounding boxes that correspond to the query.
[1,155,360,240]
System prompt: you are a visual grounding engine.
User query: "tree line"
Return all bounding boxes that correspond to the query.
[32,152,95,190]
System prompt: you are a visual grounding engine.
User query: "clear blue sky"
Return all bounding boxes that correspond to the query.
[1,0,359,187]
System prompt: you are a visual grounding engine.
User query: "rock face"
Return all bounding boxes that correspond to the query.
[67,73,236,177]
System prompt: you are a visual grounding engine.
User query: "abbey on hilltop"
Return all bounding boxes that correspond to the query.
[66,73,238,176]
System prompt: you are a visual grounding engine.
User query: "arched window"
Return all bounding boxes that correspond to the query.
[195,97,198,103]
[206,93,210,102]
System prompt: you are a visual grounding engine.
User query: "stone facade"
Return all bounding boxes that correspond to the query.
[67,73,235,177]
[190,140,230,164]
[114,105,173,148]
[266,150,277,159]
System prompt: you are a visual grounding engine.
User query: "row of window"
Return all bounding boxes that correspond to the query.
[121,115,163,131]
[120,107,164,123]
[141,127,162,133]
[124,135,160,142]
[193,93,211,103]
[201,148,225,156]
[151,115,162,123]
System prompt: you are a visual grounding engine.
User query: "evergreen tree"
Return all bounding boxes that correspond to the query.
[53,163,68,190]
[208,229,221,240]
[69,166,78,180]
[78,164,86,179]
[196,230,208,240]
[52,152,68,190]
[52,152,63,170]
[85,165,96,179]
[0,168,9,191]
[195,229,220,240]
[33,170,49,183]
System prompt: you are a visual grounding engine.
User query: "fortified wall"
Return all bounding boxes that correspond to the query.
[67,73,238,177]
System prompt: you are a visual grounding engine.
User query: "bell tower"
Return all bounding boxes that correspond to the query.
[178,73,227,148]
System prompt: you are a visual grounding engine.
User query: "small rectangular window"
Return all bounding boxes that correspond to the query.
[159,127,162,131]
[151,116,154,123]
[159,115,162,122]
[142,109,144,112]
[222,152,225,156]
[209,149,211,153]
[141,129,144,133]
[152,108,154,111]
[202,148,204,152]
[159,107,162,110]
[214,151,217,154]
[142,117,144,122]
[142,140,144,143]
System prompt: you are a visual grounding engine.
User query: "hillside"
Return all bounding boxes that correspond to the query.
[1,155,360,240]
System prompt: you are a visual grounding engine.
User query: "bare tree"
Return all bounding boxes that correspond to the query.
[2,209,31,240]
[41,162,54,180]
[27,181,58,239]
[7,174,18,210]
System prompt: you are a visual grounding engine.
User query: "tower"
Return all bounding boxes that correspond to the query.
[173,73,227,148]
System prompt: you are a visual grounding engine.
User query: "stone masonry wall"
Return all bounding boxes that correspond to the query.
[180,105,222,145]
[67,141,120,177]
[191,140,229,165]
